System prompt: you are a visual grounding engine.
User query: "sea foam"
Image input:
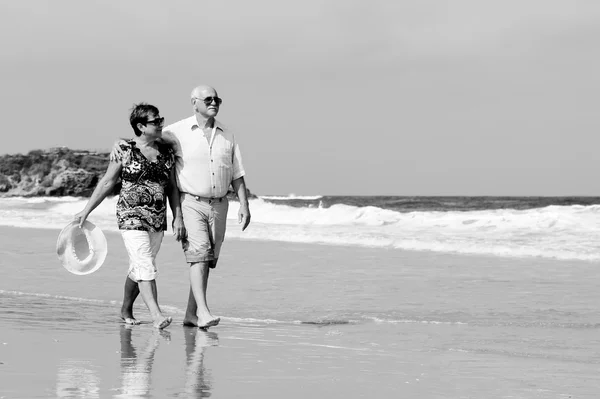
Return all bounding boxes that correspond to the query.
[1,197,599,261]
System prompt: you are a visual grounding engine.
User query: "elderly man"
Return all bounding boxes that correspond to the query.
[113,85,251,329]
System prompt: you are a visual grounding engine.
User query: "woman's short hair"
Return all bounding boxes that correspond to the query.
[129,103,160,137]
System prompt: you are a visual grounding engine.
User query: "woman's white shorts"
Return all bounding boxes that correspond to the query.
[120,230,164,281]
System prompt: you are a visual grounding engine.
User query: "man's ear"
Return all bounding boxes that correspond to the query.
[137,122,145,133]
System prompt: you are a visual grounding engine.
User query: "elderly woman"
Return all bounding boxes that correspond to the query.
[75,103,185,329]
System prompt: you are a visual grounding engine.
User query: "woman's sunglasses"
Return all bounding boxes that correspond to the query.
[145,117,164,126]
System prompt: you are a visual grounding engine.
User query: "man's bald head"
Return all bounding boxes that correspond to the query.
[190,85,217,102]
[190,85,221,119]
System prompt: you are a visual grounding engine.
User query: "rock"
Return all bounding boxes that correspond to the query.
[0,175,11,192]
[0,148,108,197]
[50,169,98,196]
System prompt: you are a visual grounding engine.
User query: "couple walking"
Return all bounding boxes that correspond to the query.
[75,84,251,329]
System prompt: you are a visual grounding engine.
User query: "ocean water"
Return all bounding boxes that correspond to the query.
[1,195,600,261]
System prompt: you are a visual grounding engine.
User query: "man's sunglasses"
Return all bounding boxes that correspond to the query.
[195,96,223,106]
[145,117,164,126]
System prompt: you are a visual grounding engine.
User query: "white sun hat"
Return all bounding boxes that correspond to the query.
[56,220,108,275]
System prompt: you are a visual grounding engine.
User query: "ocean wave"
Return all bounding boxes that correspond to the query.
[259,194,323,200]
[368,317,467,325]
[0,290,119,305]
[0,196,83,203]
[1,197,600,261]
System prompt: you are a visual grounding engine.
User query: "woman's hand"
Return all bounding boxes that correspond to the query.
[73,210,89,228]
[172,216,186,242]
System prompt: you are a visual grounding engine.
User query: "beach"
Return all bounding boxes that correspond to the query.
[2,0,599,395]
[1,225,600,398]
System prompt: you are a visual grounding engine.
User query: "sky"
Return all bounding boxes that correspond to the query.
[1,0,599,196]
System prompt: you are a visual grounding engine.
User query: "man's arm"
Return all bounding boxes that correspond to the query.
[231,176,250,231]
[109,139,130,162]
[109,130,179,162]
[109,137,174,163]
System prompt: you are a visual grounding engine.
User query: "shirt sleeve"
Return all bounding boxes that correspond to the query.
[232,135,245,180]
[119,141,133,166]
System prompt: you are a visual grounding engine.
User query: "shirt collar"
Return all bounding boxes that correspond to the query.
[189,116,223,132]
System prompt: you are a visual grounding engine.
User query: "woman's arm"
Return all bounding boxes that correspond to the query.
[167,167,186,241]
[74,160,122,227]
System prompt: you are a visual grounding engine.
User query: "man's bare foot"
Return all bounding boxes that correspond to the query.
[154,316,172,329]
[197,317,220,329]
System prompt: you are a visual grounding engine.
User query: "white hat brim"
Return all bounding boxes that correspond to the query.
[56,220,108,275]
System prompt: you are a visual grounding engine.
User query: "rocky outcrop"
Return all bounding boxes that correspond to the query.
[0,148,106,197]
[47,169,99,197]
[0,147,256,198]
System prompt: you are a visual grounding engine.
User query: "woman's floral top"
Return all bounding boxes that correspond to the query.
[116,140,174,232]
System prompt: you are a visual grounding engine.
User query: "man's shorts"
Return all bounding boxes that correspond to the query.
[180,193,229,266]
[120,230,164,281]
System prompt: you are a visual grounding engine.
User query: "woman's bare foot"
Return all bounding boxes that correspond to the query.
[121,311,140,325]
[183,314,199,327]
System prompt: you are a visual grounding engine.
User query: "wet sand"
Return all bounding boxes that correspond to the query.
[1,226,600,397]
[1,303,407,398]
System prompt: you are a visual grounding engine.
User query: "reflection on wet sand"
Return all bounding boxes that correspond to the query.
[55,359,100,398]
[115,325,170,398]
[53,325,219,398]
[184,327,219,397]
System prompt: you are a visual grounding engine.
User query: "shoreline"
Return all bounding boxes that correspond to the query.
[2,224,597,266]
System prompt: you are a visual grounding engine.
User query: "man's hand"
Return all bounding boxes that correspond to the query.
[172,216,187,242]
[109,139,129,162]
[238,204,251,231]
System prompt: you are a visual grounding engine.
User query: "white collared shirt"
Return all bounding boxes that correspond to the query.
[161,116,245,198]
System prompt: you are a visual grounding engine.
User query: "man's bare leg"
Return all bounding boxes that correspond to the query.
[185,261,220,328]
[183,287,199,326]
[121,276,140,325]
[138,280,172,329]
